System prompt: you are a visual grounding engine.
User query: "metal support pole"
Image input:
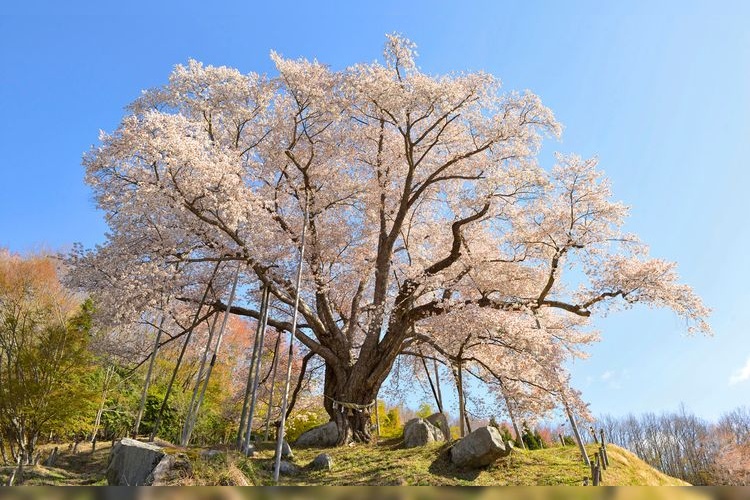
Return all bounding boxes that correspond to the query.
[237,286,268,448]
[150,260,221,442]
[134,315,166,438]
[273,198,309,484]
[244,286,271,453]
[182,264,241,447]
[263,330,283,442]
[180,312,220,446]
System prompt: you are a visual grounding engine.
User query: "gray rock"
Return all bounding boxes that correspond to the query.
[310,453,333,471]
[403,418,444,448]
[274,440,293,460]
[426,412,451,441]
[450,426,511,468]
[274,460,300,476]
[282,440,293,459]
[294,421,339,447]
[148,452,192,486]
[199,449,224,460]
[106,438,165,486]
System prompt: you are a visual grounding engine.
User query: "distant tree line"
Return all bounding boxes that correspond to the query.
[598,407,750,485]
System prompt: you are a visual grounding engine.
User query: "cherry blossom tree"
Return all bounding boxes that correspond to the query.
[68,34,710,444]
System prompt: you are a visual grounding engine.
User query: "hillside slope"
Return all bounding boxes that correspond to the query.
[189,440,688,486]
[0,439,688,486]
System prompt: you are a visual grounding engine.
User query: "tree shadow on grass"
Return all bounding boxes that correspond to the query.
[375,436,406,450]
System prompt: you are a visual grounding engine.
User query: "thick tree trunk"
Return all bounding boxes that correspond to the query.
[322,365,379,444]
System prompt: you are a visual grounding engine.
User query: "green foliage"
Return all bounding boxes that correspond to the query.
[95,364,141,440]
[139,394,179,441]
[372,400,403,439]
[449,425,461,439]
[285,407,329,442]
[415,402,433,419]
[499,425,514,444]
[521,423,545,450]
[0,254,100,460]
[489,417,517,446]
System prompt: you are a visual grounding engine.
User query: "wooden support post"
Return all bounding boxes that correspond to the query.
[559,433,565,447]
[565,402,591,467]
[591,452,600,486]
[590,426,599,445]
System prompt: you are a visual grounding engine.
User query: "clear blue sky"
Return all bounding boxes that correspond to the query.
[1,1,748,421]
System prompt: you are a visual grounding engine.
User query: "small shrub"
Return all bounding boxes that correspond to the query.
[415,403,433,418]
[285,407,329,442]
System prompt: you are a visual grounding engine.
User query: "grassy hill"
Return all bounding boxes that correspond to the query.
[0,439,688,486]
[227,439,688,486]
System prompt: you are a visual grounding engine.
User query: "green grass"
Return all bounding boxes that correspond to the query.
[0,438,688,486]
[219,439,689,486]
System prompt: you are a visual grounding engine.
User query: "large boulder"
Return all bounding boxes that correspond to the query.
[294,421,339,447]
[403,418,444,448]
[450,426,511,468]
[426,412,451,441]
[106,438,165,486]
